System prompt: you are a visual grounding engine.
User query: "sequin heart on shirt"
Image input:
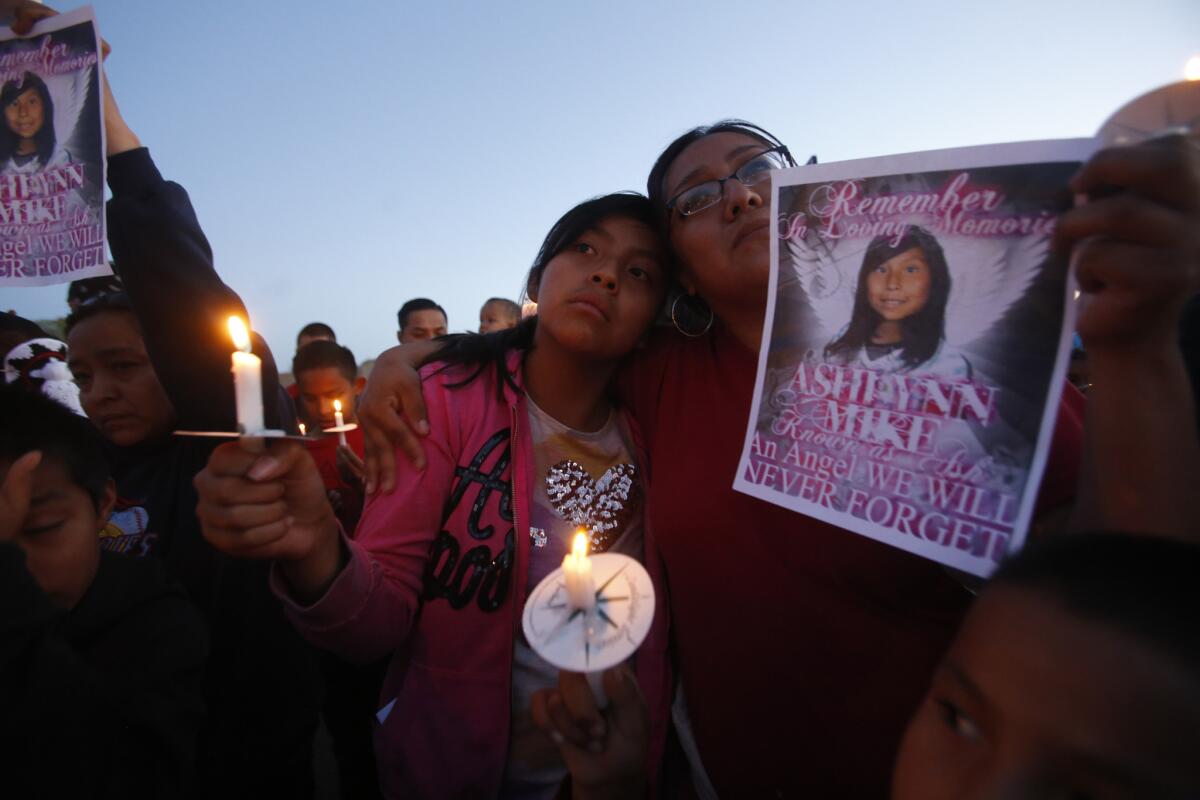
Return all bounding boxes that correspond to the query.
[545,460,639,552]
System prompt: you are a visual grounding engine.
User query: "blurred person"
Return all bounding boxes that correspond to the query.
[479,297,521,333]
[396,297,447,343]
[892,534,1200,799]
[0,383,206,798]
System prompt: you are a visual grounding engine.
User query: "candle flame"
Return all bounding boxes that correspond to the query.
[298,422,306,435]
[227,316,252,353]
[1186,55,1200,82]
[572,530,589,559]
[333,399,343,413]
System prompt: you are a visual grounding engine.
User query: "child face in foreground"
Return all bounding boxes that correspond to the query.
[294,367,362,430]
[892,586,1200,799]
[531,215,667,362]
[67,311,175,446]
[0,456,113,609]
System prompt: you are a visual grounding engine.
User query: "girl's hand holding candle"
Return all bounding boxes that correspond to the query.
[227,316,264,435]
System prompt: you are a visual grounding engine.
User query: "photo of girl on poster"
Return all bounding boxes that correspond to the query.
[737,144,1093,577]
[0,69,87,175]
[822,226,971,378]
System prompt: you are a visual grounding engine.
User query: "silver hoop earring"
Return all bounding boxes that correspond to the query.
[671,294,715,338]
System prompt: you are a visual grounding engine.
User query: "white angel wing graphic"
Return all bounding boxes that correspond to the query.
[41,65,94,152]
[942,233,1049,347]
[783,231,858,344]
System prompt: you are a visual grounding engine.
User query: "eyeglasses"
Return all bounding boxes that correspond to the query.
[666,145,795,218]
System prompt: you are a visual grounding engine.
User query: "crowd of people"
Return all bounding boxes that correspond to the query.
[2,3,1200,799]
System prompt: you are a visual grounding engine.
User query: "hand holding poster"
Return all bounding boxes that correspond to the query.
[735,140,1095,577]
[0,6,105,286]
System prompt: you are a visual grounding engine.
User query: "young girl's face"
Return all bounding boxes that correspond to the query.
[867,247,931,323]
[67,311,176,446]
[892,586,1200,799]
[532,215,667,361]
[5,87,43,141]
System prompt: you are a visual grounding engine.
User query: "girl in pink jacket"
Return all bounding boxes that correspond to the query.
[195,193,674,800]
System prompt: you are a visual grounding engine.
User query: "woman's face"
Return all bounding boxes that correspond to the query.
[5,87,44,141]
[662,132,774,314]
[531,215,667,362]
[67,311,176,447]
[867,247,932,322]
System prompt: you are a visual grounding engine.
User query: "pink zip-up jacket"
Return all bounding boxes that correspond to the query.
[272,352,672,799]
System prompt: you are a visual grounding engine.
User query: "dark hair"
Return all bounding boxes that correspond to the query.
[824,226,951,371]
[645,120,796,331]
[64,291,136,335]
[397,298,447,331]
[434,192,664,399]
[296,322,336,344]
[646,119,794,230]
[292,339,357,383]
[67,274,123,308]
[0,382,109,509]
[481,298,521,319]
[0,311,48,356]
[990,533,1200,675]
[0,72,55,167]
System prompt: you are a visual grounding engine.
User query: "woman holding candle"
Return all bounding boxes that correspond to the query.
[7,3,324,794]
[195,192,675,799]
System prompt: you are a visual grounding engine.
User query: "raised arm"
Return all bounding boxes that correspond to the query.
[103,73,284,431]
[1058,135,1200,536]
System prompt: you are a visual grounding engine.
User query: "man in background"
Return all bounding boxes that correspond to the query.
[397,298,447,344]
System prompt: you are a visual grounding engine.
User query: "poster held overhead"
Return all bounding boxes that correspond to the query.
[734,139,1096,577]
[0,6,105,287]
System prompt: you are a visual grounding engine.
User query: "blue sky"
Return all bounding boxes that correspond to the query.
[3,0,1198,366]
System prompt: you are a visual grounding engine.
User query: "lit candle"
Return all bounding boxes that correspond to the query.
[562,530,595,612]
[333,399,347,446]
[227,316,263,434]
[298,422,307,436]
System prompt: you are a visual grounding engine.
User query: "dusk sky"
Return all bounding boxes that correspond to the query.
[4,0,1198,366]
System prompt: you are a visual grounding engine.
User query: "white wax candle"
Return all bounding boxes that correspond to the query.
[333,399,347,447]
[228,317,264,434]
[562,530,595,612]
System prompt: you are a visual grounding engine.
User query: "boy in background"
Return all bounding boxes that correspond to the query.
[479,297,520,333]
[0,384,206,798]
[293,339,366,533]
[291,339,381,799]
[287,322,337,407]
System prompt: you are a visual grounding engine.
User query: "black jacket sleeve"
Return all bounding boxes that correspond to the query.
[106,147,289,431]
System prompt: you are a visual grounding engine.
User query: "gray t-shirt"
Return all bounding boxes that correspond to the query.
[501,397,644,799]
